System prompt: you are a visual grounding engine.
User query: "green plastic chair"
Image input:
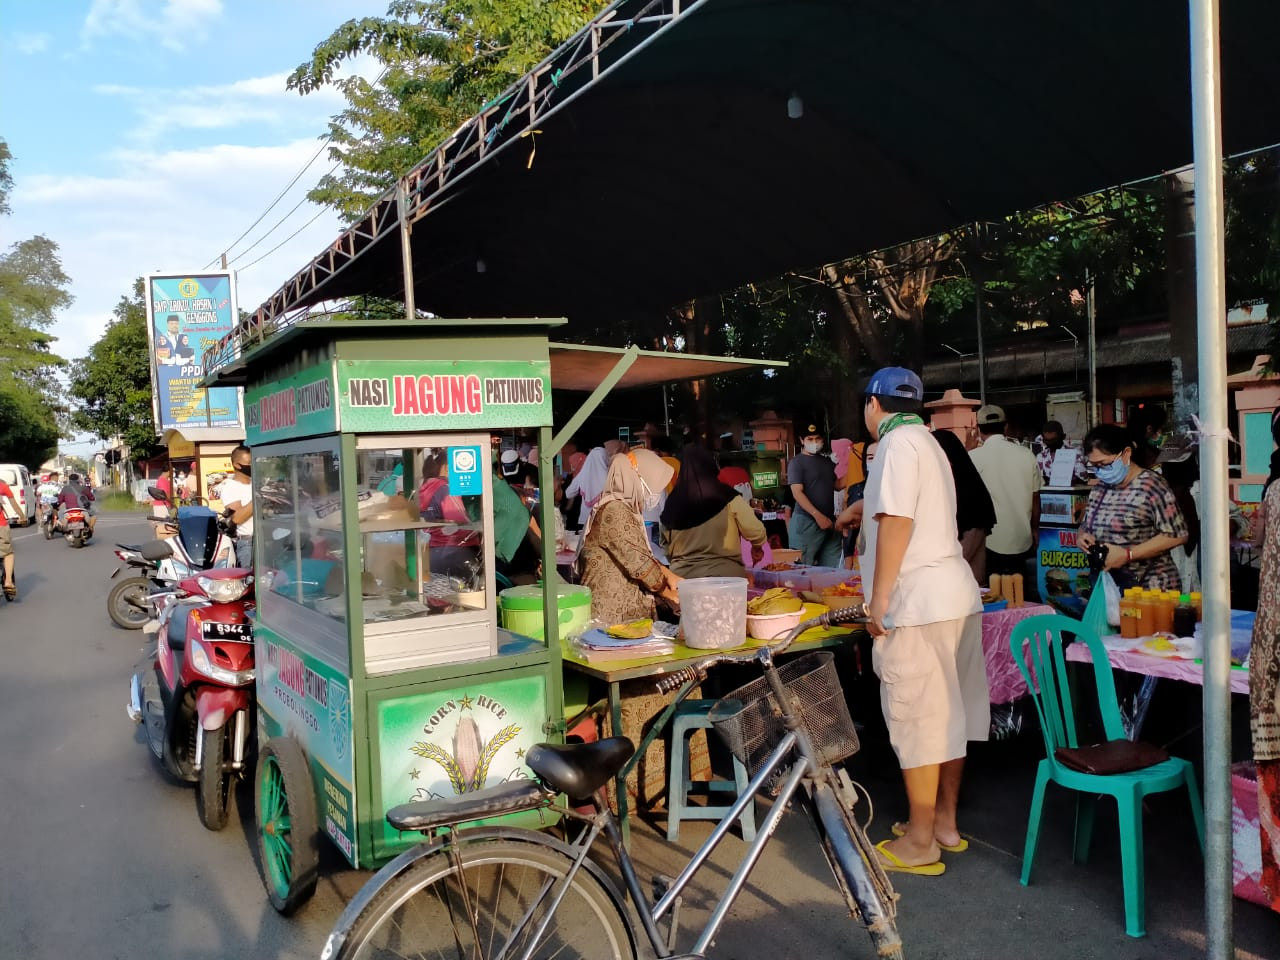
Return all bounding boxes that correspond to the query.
[1008,614,1205,937]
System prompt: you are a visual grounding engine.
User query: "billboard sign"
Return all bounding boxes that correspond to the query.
[145,272,243,433]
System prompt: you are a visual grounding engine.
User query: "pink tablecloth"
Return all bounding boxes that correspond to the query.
[1064,642,1251,695]
[983,604,1055,704]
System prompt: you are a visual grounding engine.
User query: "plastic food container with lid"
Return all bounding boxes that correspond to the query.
[678,577,748,649]
[498,583,592,642]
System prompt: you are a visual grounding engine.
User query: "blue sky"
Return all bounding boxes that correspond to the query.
[1,0,386,415]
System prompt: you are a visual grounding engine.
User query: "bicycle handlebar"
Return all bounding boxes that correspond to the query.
[653,602,871,694]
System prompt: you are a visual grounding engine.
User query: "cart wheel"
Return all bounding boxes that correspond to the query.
[255,737,320,915]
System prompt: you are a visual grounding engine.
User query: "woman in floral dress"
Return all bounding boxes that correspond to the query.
[1076,423,1189,591]
[579,449,680,624]
[1250,407,1280,909]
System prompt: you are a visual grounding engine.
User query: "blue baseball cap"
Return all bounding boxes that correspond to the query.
[865,366,923,400]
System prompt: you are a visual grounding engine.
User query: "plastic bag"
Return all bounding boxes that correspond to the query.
[1081,570,1120,636]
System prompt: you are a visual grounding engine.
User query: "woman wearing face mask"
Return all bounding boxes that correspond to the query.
[579,449,680,623]
[1076,423,1188,591]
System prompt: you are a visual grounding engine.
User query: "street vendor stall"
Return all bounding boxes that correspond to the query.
[206,317,577,912]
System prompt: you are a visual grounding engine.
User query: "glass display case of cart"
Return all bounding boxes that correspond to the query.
[254,433,501,674]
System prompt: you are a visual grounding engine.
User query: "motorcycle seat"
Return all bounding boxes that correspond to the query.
[141,541,173,562]
[116,543,143,552]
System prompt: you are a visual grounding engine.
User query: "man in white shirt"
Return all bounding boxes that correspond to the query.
[968,405,1042,581]
[860,367,986,877]
[219,445,254,568]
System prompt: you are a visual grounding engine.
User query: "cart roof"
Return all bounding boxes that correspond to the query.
[548,343,784,391]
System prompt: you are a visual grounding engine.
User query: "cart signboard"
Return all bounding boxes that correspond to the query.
[374,671,549,856]
[339,360,552,432]
[256,626,358,863]
[245,363,338,445]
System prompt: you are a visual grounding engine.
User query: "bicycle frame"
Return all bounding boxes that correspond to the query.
[323,605,899,960]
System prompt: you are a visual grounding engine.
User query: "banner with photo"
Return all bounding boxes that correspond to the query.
[144,272,243,433]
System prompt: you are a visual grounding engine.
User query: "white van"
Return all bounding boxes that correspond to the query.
[0,464,36,526]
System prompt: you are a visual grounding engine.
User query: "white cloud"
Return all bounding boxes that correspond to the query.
[14,32,52,55]
[81,0,225,52]
[9,138,353,361]
[94,57,373,145]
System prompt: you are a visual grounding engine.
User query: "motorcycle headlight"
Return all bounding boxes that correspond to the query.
[196,574,252,603]
[189,642,255,686]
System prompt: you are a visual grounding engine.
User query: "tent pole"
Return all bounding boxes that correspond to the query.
[1086,268,1098,428]
[1188,2,1232,957]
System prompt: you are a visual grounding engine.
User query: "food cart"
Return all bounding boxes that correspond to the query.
[204,316,579,912]
[203,319,786,912]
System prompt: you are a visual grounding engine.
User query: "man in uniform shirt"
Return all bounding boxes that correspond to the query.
[968,405,1041,581]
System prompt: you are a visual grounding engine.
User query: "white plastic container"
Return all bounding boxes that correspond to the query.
[745,609,804,640]
[678,577,748,649]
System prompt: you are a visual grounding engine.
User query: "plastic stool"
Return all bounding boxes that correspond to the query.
[667,700,756,842]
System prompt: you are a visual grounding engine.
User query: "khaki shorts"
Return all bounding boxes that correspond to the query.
[0,525,11,558]
[873,614,989,769]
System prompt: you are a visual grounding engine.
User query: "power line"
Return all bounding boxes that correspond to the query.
[224,160,340,267]
[237,207,329,273]
[203,138,332,269]
[205,66,389,269]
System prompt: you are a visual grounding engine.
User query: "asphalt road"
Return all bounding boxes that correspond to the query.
[1,511,1275,959]
[0,513,361,960]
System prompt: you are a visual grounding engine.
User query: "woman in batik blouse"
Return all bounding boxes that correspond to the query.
[1076,423,1188,592]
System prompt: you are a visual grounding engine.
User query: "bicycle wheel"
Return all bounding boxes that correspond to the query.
[335,840,635,960]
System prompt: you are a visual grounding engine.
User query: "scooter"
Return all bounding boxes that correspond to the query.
[59,505,91,547]
[107,543,170,630]
[128,565,256,831]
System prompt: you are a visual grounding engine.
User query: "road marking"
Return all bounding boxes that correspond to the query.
[11,517,149,542]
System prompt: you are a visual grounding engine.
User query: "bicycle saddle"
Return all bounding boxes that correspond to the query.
[525,737,635,801]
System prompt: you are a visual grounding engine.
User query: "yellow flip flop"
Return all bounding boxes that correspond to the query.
[875,839,946,876]
[891,821,969,853]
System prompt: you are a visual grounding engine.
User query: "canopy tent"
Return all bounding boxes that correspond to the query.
[227,0,1279,341]
[214,2,1278,954]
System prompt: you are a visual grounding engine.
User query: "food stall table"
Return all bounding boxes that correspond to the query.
[1065,640,1250,695]
[562,625,858,846]
[984,603,1056,703]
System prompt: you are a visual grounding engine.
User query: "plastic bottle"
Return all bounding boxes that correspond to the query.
[1134,590,1157,638]
[1119,587,1141,639]
[1173,593,1197,638]
[1190,591,1203,621]
[1154,591,1175,634]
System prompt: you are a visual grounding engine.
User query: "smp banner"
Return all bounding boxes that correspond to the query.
[144,272,243,433]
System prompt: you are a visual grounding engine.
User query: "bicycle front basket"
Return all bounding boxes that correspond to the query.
[708,651,859,777]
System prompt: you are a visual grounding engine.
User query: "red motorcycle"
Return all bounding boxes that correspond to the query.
[128,567,255,830]
[59,505,91,547]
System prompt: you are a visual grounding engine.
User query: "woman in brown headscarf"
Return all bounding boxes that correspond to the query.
[579,449,680,623]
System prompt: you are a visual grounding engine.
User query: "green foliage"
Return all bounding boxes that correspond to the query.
[0,379,59,467]
[0,139,12,217]
[290,0,605,221]
[97,490,147,511]
[69,279,159,461]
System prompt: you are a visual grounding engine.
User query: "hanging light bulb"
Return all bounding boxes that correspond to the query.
[787,91,804,120]
[476,258,487,274]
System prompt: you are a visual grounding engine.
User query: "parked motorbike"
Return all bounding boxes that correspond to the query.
[128,565,256,831]
[107,543,170,630]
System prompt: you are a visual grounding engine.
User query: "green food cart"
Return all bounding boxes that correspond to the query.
[206,316,578,913]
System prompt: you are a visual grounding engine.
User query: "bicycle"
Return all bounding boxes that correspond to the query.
[320,602,902,960]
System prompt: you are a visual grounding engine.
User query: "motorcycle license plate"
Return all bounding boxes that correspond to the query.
[202,621,251,640]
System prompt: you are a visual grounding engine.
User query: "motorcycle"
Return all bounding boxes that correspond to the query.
[107,543,171,630]
[128,565,256,831]
[38,498,57,540]
[60,505,91,547]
